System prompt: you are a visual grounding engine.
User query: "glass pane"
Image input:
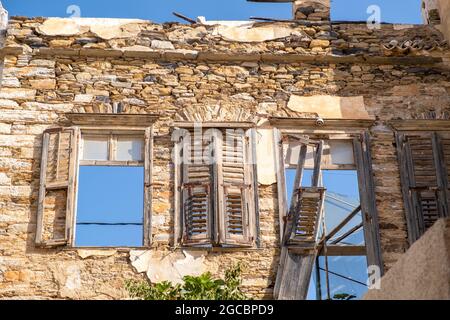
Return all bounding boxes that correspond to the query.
[329,141,355,165]
[75,166,144,247]
[83,137,108,161]
[116,138,143,161]
[316,256,369,300]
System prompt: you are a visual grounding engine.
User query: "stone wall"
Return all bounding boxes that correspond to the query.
[0,16,450,299]
[423,0,450,42]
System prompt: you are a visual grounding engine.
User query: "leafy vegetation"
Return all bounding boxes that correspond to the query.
[125,263,249,300]
[333,293,357,300]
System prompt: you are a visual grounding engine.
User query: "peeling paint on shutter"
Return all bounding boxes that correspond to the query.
[287,187,326,245]
[36,127,79,247]
[181,129,214,246]
[217,129,254,247]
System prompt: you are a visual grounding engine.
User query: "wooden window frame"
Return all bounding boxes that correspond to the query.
[270,117,383,274]
[36,113,157,248]
[173,123,260,249]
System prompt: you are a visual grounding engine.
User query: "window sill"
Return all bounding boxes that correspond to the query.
[172,246,265,253]
[63,247,149,252]
[61,246,267,253]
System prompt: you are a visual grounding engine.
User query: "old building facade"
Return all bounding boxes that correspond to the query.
[0,0,450,299]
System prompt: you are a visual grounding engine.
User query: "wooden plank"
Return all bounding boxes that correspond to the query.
[174,132,182,246]
[291,245,367,256]
[312,141,323,187]
[288,144,307,215]
[277,252,316,300]
[35,132,50,245]
[250,128,261,247]
[216,128,225,245]
[269,118,376,130]
[353,132,383,274]
[79,160,144,167]
[273,129,288,243]
[396,133,420,244]
[67,113,159,127]
[432,133,449,220]
[143,126,153,247]
[65,127,79,246]
[330,222,364,245]
[390,120,450,131]
[69,128,81,246]
[173,122,255,129]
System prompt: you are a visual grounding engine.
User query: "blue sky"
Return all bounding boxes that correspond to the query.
[3,0,422,24]
[75,166,144,247]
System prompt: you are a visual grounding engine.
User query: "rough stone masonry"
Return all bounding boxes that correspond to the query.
[0,1,450,299]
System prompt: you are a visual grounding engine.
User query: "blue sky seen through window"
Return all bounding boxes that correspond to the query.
[75,166,144,247]
[4,0,422,24]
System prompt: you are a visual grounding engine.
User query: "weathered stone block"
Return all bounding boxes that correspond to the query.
[0,88,36,100]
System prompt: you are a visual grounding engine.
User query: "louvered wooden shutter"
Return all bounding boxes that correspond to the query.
[216,129,256,247]
[36,127,79,247]
[287,187,326,244]
[180,129,214,246]
[397,132,448,243]
[285,141,325,245]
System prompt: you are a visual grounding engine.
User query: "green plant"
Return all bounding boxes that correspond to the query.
[333,293,357,300]
[126,263,249,300]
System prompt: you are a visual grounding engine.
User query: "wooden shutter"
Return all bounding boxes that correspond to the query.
[143,126,153,246]
[285,140,325,245]
[36,127,79,247]
[396,132,448,243]
[180,129,214,246]
[354,132,383,273]
[287,187,326,245]
[437,133,450,218]
[217,129,255,247]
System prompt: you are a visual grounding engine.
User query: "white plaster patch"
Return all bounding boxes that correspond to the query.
[287,95,373,119]
[64,265,81,291]
[36,17,148,39]
[130,250,207,284]
[51,263,82,299]
[256,129,277,186]
[77,249,117,259]
[213,24,295,42]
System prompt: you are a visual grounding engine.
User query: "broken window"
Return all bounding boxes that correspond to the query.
[35,114,156,248]
[396,131,450,244]
[271,124,382,300]
[173,125,258,248]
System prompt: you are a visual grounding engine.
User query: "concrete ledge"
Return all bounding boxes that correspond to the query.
[364,218,450,300]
